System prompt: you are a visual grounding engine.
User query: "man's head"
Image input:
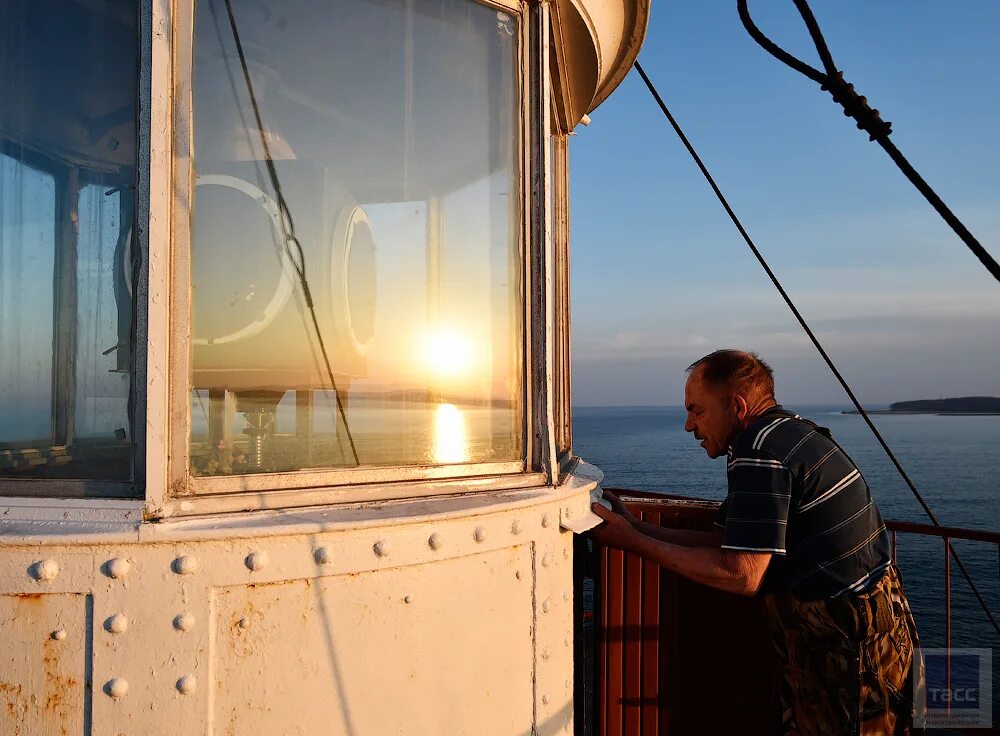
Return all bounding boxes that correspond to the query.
[683,349,776,458]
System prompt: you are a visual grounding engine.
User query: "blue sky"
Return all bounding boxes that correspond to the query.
[569,1,1000,406]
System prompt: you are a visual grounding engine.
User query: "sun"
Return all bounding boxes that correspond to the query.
[423,327,474,378]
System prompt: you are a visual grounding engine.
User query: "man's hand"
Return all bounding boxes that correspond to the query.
[588,502,638,550]
[601,490,639,527]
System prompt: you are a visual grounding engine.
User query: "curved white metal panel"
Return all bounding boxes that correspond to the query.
[588,0,651,110]
[0,464,602,734]
[550,0,651,128]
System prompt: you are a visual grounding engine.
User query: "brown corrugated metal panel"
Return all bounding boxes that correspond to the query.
[622,546,643,734]
[602,548,626,736]
[639,510,661,736]
[657,522,677,736]
[595,493,779,736]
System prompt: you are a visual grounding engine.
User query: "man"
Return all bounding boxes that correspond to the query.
[589,349,921,736]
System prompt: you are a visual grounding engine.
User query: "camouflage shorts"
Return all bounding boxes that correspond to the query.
[763,564,924,736]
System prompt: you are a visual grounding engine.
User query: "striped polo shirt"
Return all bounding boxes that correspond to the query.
[716,406,892,600]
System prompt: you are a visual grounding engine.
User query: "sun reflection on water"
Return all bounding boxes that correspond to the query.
[433,403,469,464]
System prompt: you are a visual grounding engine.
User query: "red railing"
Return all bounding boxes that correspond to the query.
[590,490,1000,736]
[885,518,1000,720]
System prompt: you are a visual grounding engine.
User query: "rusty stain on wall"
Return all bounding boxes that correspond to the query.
[1,593,85,736]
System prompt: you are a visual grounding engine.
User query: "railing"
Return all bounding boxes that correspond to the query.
[885,518,1000,722]
[586,490,1000,736]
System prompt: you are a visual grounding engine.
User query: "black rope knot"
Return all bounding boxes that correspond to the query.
[821,71,892,141]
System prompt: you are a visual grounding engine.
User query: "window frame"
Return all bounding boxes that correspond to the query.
[0,0,149,504]
[156,0,554,515]
[551,134,572,464]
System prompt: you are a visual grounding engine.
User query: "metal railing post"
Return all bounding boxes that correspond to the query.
[944,536,951,717]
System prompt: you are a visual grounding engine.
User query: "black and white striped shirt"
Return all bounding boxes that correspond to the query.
[716,406,891,599]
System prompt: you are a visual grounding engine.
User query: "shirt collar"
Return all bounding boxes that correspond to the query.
[728,404,786,453]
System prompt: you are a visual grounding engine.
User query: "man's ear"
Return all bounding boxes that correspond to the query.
[733,394,749,423]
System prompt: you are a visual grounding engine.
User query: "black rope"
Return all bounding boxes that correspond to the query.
[633,60,1000,638]
[737,0,1000,285]
[220,0,360,466]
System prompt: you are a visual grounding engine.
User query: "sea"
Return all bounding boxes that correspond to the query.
[574,405,1000,719]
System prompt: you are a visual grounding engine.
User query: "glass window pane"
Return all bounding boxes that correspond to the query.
[0,2,138,485]
[190,0,522,476]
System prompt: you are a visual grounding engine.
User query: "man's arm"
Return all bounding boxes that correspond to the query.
[589,504,771,596]
[629,530,771,596]
[632,520,723,548]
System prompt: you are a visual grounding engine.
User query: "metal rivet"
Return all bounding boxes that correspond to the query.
[428,533,442,551]
[176,675,196,694]
[564,506,573,519]
[105,558,131,580]
[173,613,195,632]
[104,678,128,699]
[105,614,128,634]
[511,520,522,535]
[473,526,486,543]
[542,694,550,705]
[563,590,571,601]
[29,559,59,582]
[51,628,67,641]
[541,553,552,567]
[245,551,268,572]
[541,514,551,528]
[404,595,413,604]
[172,556,197,575]
[314,546,332,565]
[373,539,389,558]
[541,647,550,661]
[237,617,250,630]
[542,598,551,613]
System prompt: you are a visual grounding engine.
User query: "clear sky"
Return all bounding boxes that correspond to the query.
[569,1,1000,406]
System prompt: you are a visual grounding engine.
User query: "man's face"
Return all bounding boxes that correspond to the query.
[684,369,739,459]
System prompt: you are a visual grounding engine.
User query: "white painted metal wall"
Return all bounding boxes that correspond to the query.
[0,464,602,734]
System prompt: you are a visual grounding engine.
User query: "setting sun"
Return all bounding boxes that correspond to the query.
[422,327,475,378]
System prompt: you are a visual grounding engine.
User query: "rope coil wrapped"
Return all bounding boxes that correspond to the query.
[821,72,891,141]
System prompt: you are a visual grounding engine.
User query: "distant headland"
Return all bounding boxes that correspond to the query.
[844,396,1000,415]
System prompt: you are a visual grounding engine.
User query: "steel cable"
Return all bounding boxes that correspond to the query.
[634,59,1000,638]
[220,0,360,465]
[737,0,1000,285]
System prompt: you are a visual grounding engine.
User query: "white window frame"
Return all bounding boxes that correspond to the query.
[551,134,573,466]
[143,0,557,517]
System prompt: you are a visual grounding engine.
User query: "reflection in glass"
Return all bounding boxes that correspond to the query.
[0,2,138,487]
[190,0,522,475]
[433,404,470,465]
